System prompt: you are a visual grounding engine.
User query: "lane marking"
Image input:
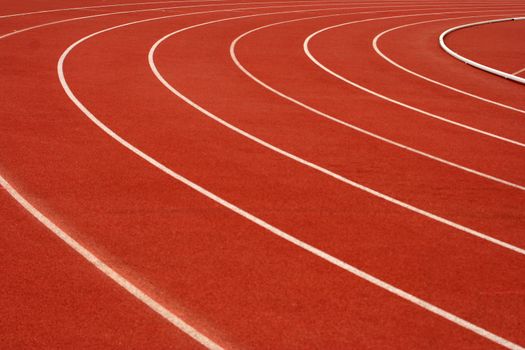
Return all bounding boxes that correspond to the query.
[304,17,525,147]
[230,12,525,190]
[0,2,451,348]
[439,17,525,85]
[2,0,520,39]
[1,2,483,348]
[148,9,525,255]
[5,3,468,348]
[0,175,223,350]
[0,0,372,40]
[3,3,380,348]
[58,8,525,347]
[3,0,467,19]
[513,67,525,75]
[0,0,227,19]
[373,15,525,114]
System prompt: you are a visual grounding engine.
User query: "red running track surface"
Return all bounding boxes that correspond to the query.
[445,18,525,78]
[1,0,524,349]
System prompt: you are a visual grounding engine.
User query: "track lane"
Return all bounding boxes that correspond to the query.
[4,1,524,345]
[373,17,525,114]
[444,18,525,79]
[50,4,524,344]
[3,3,515,349]
[2,0,478,20]
[304,13,525,143]
[0,0,229,18]
[304,15,525,148]
[233,10,525,186]
[2,1,522,39]
[375,15,525,109]
[0,187,205,349]
[0,0,361,40]
[151,8,525,245]
[230,11,524,190]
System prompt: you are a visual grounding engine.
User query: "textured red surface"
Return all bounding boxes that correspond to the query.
[0,192,203,349]
[378,16,525,105]
[446,18,525,76]
[1,1,524,349]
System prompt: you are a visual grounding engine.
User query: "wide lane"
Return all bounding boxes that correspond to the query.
[2,4,511,348]
[61,7,525,344]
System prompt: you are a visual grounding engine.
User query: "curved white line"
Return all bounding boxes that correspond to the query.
[59,7,525,350]
[230,13,525,190]
[148,9,525,256]
[0,0,455,19]
[0,175,223,350]
[0,1,370,40]
[439,17,525,84]
[2,1,521,40]
[304,18,525,147]
[0,0,226,19]
[513,67,525,75]
[373,15,525,114]
[2,2,374,347]
[0,2,485,347]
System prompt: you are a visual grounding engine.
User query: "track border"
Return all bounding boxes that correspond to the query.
[439,17,525,84]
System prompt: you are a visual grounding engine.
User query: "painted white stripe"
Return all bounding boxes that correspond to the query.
[0,0,226,19]
[230,12,525,190]
[0,175,223,350]
[304,18,525,147]
[439,17,525,85]
[58,8,525,348]
[2,0,461,19]
[4,3,378,348]
[1,1,520,40]
[0,1,371,40]
[148,10,525,254]
[513,67,525,75]
[0,2,469,348]
[373,15,525,114]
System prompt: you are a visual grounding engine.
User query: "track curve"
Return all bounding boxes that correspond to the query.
[1,1,524,348]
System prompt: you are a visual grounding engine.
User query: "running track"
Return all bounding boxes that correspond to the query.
[444,18,525,78]
[1,0,524,348]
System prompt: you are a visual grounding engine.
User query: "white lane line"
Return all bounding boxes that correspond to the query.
[0,0,455,19]
[148,10,525,255]
[373,15,525,114]
[3,2,378,348]
[440,17,525,85]
[4,3,383,349]
[0,175,223,350]
[0,0,369,40]
[230,12,525,190]
[513,67,525,75]
[304,18,525,148]
[4,3,447,348]
[13,0,492,41]
[59,9,525,349]
[1,0,520,39]
[0,0,226,19]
